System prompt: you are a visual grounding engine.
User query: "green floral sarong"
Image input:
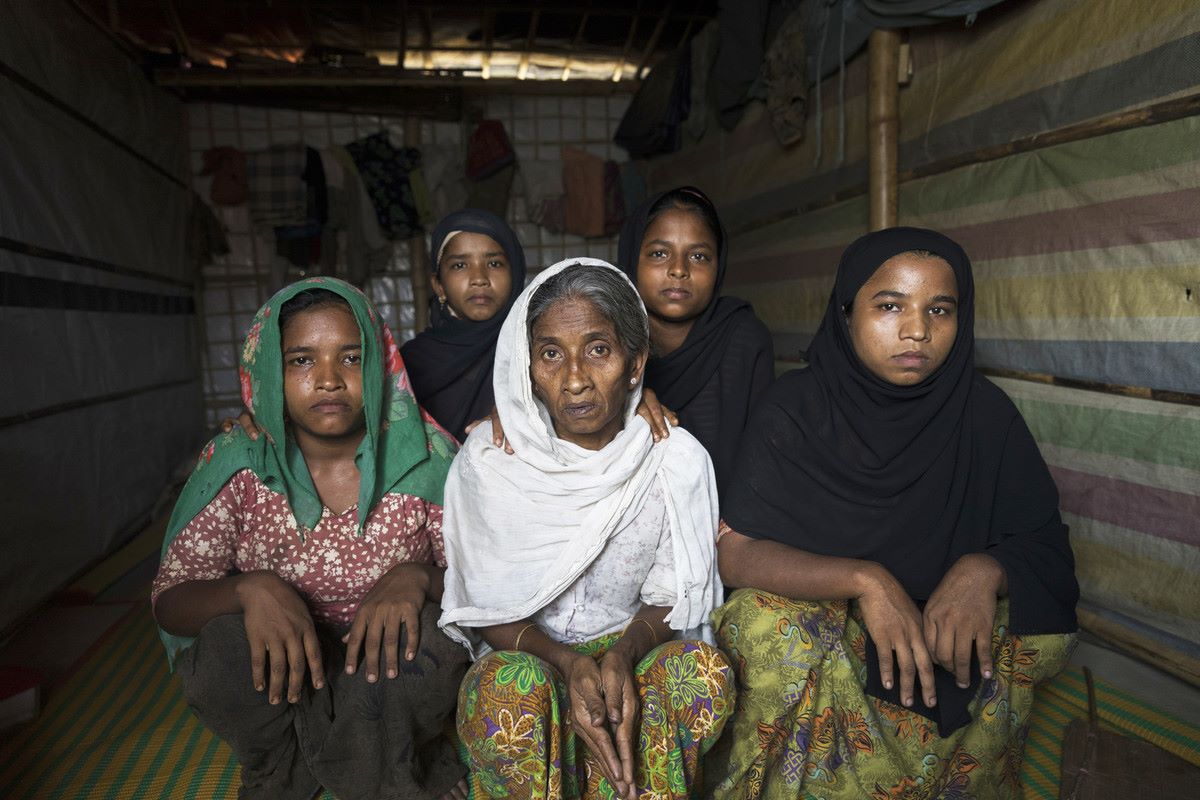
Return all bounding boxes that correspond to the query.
[706,590,1075,800]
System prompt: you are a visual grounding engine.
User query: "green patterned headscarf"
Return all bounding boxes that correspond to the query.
[158,277,457,664]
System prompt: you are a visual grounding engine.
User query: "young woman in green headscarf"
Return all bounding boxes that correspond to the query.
[153,278,468,800]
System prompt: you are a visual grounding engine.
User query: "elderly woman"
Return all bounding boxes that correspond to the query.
[705,228,1079,799]
[438,259,735,800]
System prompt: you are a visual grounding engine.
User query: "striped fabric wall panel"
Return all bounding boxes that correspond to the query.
[994,377,1200,680]
[639,0,1200,681]
[643,0,1200,235]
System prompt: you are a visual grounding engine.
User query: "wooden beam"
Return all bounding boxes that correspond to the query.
[572,8,591,46]
[177,38,628,61]
[301,0,316,49]
[517,9,540,79]
[867,29,900,230]
[635,4,672,80]
[154,66,636,93]
[421,8,434,69]
[978,367,1200,407]
[481,7,494,79]
[613,8,640,82]
[304,1,710,21]
[1078,607,1200,687]
[397,0,407,68]
[361,3,372,55]
[676,17,696,50]
[160,0,194,63]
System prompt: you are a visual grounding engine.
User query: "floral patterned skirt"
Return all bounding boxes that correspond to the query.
[705,590,1076,800]
[457,635,735,799]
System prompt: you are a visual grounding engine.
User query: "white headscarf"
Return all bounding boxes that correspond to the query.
[438,258,722,656]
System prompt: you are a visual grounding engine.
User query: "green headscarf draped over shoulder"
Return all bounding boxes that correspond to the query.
[159,277,457,664]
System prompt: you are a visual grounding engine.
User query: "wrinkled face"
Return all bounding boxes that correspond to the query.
[846,253,959,386]
[431,232,514,322]
[529,298,647,451]
[281,304,366,441]
[635,207,719,324]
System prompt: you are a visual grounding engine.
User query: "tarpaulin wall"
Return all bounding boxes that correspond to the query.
[644,0,1200,682]
[0,0,201,630]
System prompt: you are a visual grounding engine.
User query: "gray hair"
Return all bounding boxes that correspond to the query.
[527,263,649,360]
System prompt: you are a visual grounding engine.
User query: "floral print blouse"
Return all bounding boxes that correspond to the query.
[152,469,445,627]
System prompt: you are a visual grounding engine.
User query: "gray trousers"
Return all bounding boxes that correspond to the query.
[178,602,468,800]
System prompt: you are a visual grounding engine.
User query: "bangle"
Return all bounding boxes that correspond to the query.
[626,617,659,646]
[513,622,538,652]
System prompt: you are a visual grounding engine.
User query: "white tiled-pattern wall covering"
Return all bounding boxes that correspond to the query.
[187,92,631,427]
[481,93,632,270]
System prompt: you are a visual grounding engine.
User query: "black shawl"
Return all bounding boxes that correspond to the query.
[400,209,526,442]
[723,227,1078,733]
[617,188,774,485]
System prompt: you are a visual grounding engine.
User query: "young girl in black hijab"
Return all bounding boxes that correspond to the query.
[400,209,526,442]
[706,227,1078,800]
[617,187,775,485]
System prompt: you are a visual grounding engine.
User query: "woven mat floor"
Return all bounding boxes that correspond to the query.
[1,600,1196,799]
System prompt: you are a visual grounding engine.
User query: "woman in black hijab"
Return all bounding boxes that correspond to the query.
[617,187,774,485]
[705,227,1078,800]
[400,209,525,442]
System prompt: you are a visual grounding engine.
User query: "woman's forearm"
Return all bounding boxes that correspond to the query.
[717,527,883,601]
[607,605,673,667]
[154,574,253,636]
[480,619,584,677]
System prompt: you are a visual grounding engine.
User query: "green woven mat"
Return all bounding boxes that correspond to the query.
[2,603,1196,799]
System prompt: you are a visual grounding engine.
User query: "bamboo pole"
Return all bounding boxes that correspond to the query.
[867,29,900,230]
[405,116,430,333]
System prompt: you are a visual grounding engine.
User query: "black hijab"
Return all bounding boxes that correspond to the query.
[617,187,774,483]
[400,209,526,442]
[724,227,1077,734]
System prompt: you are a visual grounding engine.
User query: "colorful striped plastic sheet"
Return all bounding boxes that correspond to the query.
[645,0,1200,684]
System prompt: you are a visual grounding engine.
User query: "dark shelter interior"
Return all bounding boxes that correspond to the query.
[0,1,1197,798]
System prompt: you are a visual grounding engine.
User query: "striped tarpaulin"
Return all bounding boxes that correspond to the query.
[642,0,1200,681]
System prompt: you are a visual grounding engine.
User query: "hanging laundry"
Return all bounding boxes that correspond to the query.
[422,142,470,222]
[328,146,392,285]
[713,0,777,131]
[344,132,423,240]
[602,160,625,236]
[245,143,309,227]
[186,192,230,268]
[562,147,605,238]
[519,159,564,228]
[200,146,247,207]
[684,21,720,143]
[466,163,515,218]
[619,161,647,213]
[466,119,516,180]
[613,43,692,157]
[764,6,810,147]
[271,148,328,269]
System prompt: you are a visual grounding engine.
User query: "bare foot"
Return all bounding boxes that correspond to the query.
[439,777,469,800]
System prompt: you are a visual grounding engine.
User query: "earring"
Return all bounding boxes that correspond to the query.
[630,377,638,386]
[438,295,447,310]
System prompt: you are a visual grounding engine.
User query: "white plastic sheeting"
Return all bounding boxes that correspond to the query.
[0,0,202,630]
